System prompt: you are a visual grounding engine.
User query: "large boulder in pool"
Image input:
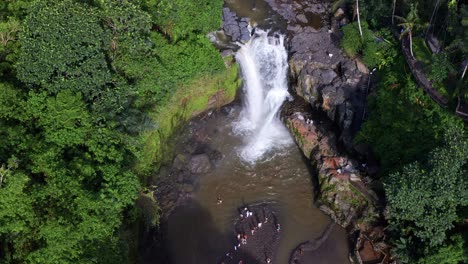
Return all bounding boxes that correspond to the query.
[189,154,213,174]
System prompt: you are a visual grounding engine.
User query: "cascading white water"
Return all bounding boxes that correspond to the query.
[234,29,293,162]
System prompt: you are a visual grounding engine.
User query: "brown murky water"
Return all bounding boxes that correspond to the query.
[167,1,347,263]
[167,107,349,264]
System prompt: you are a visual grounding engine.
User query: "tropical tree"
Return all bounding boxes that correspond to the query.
[396,3,426,58]
[385,123,468,253]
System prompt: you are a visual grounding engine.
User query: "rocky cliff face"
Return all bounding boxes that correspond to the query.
[265,0,369,150]
[285,112,378,228]
[283,109,390,263]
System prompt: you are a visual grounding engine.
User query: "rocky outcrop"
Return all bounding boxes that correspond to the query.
[222,7,251,43]
[285,112,378,228]
[284,110,395,263]
[150,112,229,218]
[354,223,392,264]
[289,222,336,264]
[265,0,368,150]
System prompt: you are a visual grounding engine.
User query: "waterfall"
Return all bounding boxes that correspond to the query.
[234,29,293,163]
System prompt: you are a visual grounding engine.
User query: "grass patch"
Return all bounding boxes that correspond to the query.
[135,62,240,175]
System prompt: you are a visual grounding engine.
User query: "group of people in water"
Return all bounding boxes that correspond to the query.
[219,205,280,263]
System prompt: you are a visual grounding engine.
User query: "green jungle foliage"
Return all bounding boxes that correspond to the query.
[355,54,459,175]
[349,1,467,263]
[416,234,468,264]
[341,21,397,69]
[385,124,468,259]
[0,0,225,263]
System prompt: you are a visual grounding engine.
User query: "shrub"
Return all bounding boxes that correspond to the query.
[428,53,455,83]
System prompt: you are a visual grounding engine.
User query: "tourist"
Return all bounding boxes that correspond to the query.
[258,222,262,228]
[264,217,268,223]
[266,257,271,263]
[251,229,255,235]
[337,168,342,174]
[276,223,281,232]
[217,196,223,205]
[234,245,238,251]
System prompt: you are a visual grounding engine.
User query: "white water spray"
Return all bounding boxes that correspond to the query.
[234,29,293,162]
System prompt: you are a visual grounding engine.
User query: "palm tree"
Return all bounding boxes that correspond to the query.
[395,4,425,58]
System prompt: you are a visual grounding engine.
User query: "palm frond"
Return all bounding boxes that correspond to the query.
[394,15,406,22]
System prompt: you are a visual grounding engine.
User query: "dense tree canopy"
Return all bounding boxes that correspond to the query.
[0,0,225,263]
[349,1,467,263]
[386,123,467,247]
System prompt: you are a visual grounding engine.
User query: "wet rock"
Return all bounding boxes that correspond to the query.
[359,240,383,263]
[188,154,213,174]
[334,8,345,18]
[285,113,377,228]
[222,204,280,264]
[355,58,369,74]
[296,14,308,23]
[173,154,189,171]
[265,0,366,151]
[289,222,336,263]
[317,69,338,85]
[207,149,223,165]
[222,7,251,43]
[176,174,184,183]
[183,184,194,193]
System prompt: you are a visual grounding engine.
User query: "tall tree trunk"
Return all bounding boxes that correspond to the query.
[426,0,441,38]
[409,31,414,58]
[356,0,363,38]
[462,64,467,80]
[392,0,396,24]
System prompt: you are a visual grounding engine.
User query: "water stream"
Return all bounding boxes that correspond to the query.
[165,26,349,263]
